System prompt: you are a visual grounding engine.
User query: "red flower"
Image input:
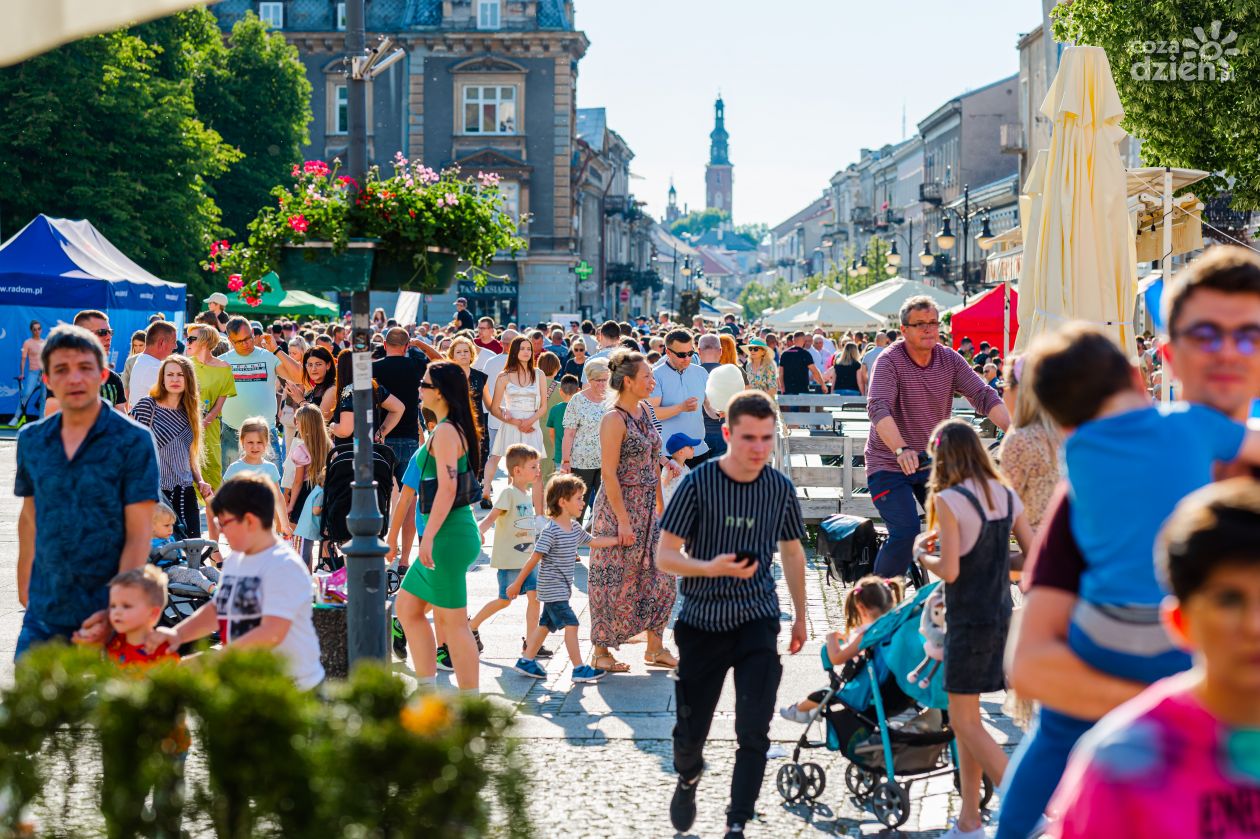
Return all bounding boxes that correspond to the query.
[288,215,309,233]
[227,274,244,291]
[409,209,416,218]
[338,176,359,190]
[209,262,219,273]
[291,164,301,178]
[303,160,331,177]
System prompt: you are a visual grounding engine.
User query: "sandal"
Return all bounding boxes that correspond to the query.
[592,653,630,673]
[644,650,678,669]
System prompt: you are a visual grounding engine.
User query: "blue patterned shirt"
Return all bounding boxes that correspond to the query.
[15,399,161,627]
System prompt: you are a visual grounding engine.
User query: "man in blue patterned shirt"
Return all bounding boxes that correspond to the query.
[15,325,161,659]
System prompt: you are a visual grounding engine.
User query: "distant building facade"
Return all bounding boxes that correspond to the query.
[705,96,733,217]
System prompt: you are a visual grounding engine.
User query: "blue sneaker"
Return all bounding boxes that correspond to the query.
[572,664,606,683]
[514,657,546,678]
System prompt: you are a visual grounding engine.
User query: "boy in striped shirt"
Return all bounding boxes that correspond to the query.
[507,474,619,683]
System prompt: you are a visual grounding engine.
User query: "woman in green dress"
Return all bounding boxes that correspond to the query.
[186,323,236,490]
[387,360,482,691]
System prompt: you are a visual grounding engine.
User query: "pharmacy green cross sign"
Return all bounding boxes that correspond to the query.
[573,260,593,281]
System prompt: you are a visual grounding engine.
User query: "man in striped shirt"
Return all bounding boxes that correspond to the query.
[866,295,1009,576]
[659,390,808,839]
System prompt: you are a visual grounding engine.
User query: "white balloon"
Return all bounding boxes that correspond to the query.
[705,364,746,415]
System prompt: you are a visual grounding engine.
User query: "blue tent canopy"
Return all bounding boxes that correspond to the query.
[0,215,185,414]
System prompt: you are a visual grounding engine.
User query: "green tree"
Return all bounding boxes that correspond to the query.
[0,16,241,299]
[738,274,799,319]
[196,12,313,239]
[1053,1,1260,207]
[669,207,729,238]
[734,222,769,244]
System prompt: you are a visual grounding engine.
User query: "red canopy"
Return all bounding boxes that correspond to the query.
[950,283,1019,356]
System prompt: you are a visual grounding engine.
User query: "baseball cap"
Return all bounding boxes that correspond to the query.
[204,292,228,307]
[666,432,703,457]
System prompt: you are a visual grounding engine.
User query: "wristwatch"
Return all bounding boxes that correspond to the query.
[894,447,907,456]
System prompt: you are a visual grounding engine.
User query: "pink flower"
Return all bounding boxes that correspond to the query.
[291,164,300,178]
[288,214,309,233]
[435,196,446,208]
[477,171,501,187]
[394,152,409,166]
[443,192,459,207]
[209,262,219,273]
[338,175,359,190]
[303,160,331,177]
[227,274,244,291]
[245,295,261,307]
[416,166,440,185]
[209,241,220,257]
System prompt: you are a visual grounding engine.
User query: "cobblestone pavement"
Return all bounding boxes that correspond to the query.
[0,438,1023,837]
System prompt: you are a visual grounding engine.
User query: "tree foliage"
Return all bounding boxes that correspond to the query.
[737,274,799,319]
[669,207,729,238]
[734,222,769,244]
[1053,1,1260,207]
[0,9,312,302]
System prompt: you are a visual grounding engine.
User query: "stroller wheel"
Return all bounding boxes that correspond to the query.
[386,567,402,595]
[799,762,826,801]
[845,763,876,800]
[871,781,910,829]
[775,764,805,803]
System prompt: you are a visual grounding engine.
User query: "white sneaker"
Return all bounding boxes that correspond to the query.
[939,820,987,839]
[778,705,811,724]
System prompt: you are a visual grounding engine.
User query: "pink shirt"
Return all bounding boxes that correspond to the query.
[864,340,1001,475]
[935,478,1024,554]
[1048,673,1260,839]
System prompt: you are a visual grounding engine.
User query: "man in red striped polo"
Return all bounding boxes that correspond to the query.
[865,295,1010,576]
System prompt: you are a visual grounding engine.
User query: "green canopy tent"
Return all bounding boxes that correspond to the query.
[223,272,338,319]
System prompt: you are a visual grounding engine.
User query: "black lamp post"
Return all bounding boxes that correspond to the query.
[936,184,992,297]
[343,0,389,664]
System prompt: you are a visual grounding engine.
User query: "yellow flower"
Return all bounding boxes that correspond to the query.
[400,694,453,736]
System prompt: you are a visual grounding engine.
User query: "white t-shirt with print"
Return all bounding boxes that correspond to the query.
[213,540,324,690]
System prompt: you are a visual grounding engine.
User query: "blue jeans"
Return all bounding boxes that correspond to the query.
[383,436,419,490]
[703,428,728,459]
[995,707,1094,839]
[868,468,929,577]
[19,374,44,418]
[221,423,283,471]
[15,612,79,660]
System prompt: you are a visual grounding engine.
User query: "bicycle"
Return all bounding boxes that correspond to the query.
[5,375,45,428]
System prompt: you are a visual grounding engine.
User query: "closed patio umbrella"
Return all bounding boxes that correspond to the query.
[1016,45,1136,352]
[2,0,218,66]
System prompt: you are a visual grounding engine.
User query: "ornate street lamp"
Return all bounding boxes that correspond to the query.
[919,238,935,268]
[975,215,996,251]
[935,216,956,251]
[887,240,902,267]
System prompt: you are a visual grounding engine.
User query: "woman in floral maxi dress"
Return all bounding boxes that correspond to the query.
[588,349,678,673]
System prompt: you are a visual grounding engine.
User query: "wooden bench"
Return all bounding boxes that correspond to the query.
[775,393,980,433]
[774,429,877,522]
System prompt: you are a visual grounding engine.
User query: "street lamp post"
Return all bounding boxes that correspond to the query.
[935,184,992,298]
[342,0,389,665]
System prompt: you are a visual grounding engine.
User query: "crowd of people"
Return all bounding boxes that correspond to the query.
[11,240,1260,838]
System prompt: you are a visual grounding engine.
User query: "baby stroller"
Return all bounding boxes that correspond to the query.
[775,581,993,829]
[150,538,220,634]
[318,442,396,570]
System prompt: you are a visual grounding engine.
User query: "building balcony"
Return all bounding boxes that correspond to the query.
[919,181,943,205]
[850,206,874,229]
[1000,123,1025,154]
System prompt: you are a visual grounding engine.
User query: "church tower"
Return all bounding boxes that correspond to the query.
[705,95,733,219]
[665,176,680,225]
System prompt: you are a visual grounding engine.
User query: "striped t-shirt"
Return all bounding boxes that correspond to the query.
[533,519,592,603]
[130,397,195,491]
[864,340,1002,476]
[659,460,806,632]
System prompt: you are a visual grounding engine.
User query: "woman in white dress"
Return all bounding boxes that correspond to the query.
[488,335,547,509]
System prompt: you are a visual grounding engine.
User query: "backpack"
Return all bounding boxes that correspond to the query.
[817,514,878,584]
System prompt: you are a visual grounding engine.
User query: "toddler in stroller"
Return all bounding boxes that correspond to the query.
[775,582,992,830]
[149,502,220,627]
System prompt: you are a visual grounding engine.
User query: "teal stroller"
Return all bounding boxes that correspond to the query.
[775,581,993,828]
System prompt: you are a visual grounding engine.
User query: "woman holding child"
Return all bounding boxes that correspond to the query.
[587,350,677,672]
[130,354,212,540]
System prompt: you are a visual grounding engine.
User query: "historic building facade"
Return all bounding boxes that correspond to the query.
[704,96,733,217]
[211,0,592,324]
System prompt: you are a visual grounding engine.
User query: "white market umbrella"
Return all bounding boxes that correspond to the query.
[848,278,963,321]
[762,286,883,332]
[1017,45,1137,351]
[2,0,219,66]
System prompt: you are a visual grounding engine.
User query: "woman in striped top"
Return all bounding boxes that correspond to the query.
[130,355,211,539]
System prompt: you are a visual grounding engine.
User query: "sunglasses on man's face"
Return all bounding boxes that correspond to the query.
[667,347,692,358]
[91,328,113,338]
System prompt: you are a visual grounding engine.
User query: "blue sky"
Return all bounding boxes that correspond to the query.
[575,0,1044,228]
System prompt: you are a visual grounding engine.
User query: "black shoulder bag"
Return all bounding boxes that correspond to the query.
[417,423,483,514]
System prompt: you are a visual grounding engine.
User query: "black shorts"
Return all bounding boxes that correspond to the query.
[943,622,1009,694]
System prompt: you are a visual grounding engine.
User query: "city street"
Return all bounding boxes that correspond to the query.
[0,437,1022,837]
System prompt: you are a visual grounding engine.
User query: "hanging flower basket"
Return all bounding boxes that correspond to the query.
[205,155,523,302]
[278,240,460,294]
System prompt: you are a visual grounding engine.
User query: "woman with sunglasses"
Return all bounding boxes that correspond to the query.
[743,338,778,396]
[186,324,236,491]
[562,339,587,380]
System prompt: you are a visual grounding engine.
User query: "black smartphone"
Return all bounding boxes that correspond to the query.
[917,450,933,470]
[735,551,758,567]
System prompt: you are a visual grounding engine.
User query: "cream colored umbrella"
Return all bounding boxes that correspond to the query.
[1,0,218,67]
[1016,45,1137,351]
[761,286,883,332]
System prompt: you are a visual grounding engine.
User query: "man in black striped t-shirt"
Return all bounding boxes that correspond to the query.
[658,390,807,839]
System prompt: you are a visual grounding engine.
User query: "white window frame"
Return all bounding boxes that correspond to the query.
[462,85,517,135]
[258,1,284,28]
[336,2,346,30]
[477,0,502,30]
[332,84,348,135]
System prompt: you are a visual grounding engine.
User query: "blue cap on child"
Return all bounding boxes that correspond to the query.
[666,432,703,457]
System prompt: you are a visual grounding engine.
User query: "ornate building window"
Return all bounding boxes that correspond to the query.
[331,85,348,134]
[477,0,502,30]
[462,85,517,134]
[258,1,284,28]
